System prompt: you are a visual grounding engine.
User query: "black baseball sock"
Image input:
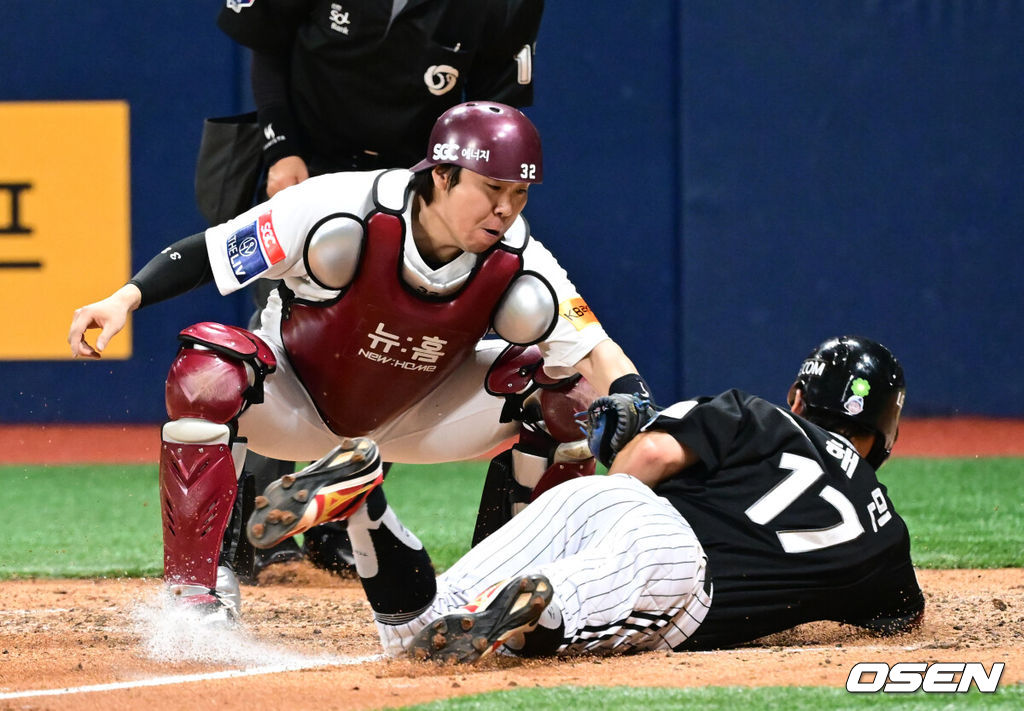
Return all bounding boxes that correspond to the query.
[346,487,436,618]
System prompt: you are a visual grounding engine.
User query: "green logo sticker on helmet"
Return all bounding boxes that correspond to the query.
[851,378,871,397]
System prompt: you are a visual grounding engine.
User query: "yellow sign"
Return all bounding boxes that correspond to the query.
[0,101,131,359]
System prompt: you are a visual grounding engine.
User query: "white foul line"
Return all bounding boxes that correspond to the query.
[0,643,928,700]
[0,654,381,701]
[692,643,927,654]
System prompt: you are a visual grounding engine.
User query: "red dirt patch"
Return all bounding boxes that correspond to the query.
[0,424,160,464]
[1,418,1023,465]
[895,417,1024,457]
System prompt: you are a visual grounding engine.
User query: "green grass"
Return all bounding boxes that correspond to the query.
[0,464,163,577]
[883,458,1024,568]
[384,460,487,567]
[0,456,1021,578]
[400,684,1024,711]
[0,459,490,578]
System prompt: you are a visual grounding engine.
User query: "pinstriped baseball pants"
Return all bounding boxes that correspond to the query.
[377,473,711,656]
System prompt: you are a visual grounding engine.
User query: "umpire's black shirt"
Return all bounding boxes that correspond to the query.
[219,0,543,170]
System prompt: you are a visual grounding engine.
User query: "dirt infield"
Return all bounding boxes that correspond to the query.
[0,565,1020,710]
[1,422,1020,708]
[0,565,1019,708]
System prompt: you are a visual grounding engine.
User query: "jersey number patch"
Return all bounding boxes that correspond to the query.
[744,453,865,553]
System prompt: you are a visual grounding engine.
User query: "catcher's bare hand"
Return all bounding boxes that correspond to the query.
[580,394,659,468]
[67,284,141,359]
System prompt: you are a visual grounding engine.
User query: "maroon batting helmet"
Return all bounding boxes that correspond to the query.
[411,101,543,183]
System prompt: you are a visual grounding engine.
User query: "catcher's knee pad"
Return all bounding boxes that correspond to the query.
[160,418,248,589]
[485,343,544,422]
[526,440,596,502]
[165,322,277,423]
[162,324,276,589]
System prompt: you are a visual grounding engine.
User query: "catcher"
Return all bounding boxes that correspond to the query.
[67,102,652,623]
[244,335,924,660]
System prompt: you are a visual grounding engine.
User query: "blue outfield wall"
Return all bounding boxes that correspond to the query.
[1,1,1021,423]
[673,2,1024,417]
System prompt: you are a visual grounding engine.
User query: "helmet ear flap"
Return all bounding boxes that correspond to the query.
[865,431,893,469]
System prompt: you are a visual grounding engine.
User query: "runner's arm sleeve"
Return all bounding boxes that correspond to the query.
[647,391,748,470]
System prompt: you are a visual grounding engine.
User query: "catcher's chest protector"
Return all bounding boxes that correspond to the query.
[282,212,521,435]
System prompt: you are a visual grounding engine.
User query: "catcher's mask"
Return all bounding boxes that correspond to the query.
[792,335,905,469]
[411,101,542,183]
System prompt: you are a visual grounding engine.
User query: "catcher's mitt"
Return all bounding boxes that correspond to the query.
[580,393,659,468]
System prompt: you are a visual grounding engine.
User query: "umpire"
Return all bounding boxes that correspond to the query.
[218,0,544,193]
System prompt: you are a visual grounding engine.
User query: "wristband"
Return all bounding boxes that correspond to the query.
[608,373,653,401]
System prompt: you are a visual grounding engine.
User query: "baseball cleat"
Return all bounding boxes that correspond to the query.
[173,592,239,627]
[409,574,553,664]
[246,437,383,550]
[168,565,241,627]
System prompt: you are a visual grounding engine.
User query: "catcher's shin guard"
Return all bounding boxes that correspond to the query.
[160,419,245,589]
[161,322,275,591]
[472,435,595,546]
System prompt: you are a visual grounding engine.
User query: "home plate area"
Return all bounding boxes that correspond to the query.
[0,565,1020,710]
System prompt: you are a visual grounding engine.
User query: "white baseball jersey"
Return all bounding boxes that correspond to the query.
[201,170,609,463]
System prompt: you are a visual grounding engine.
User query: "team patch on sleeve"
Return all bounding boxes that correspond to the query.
[225,212,285,283]
[557,297,600,331]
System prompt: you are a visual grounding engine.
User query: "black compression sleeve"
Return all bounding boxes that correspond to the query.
[128,232,214,307]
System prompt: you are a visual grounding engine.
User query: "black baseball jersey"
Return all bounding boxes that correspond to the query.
[218,0,543,169]
[649,390,924,650]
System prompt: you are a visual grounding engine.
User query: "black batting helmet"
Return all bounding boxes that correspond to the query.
[793,335,906,468]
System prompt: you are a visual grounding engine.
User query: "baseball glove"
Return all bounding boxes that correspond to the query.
[580,394,659,468]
